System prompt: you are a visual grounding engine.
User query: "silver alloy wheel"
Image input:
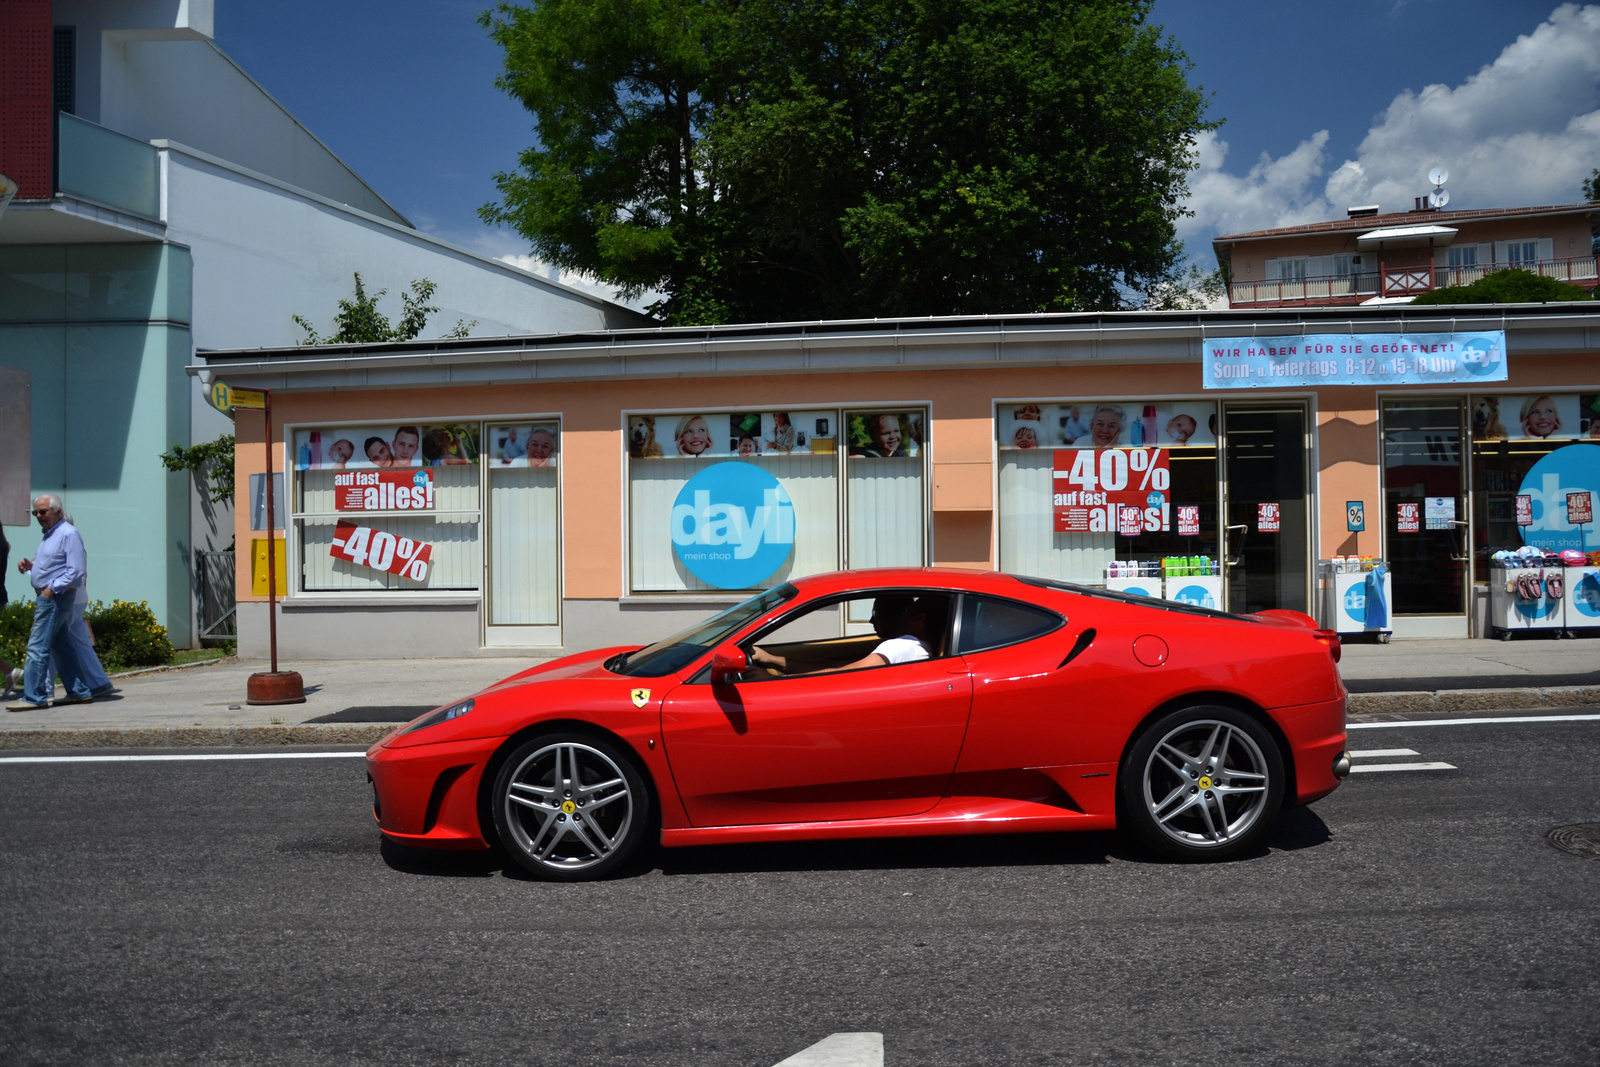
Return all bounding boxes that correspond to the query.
[1142,719,1271,848]
[502,741,635,872]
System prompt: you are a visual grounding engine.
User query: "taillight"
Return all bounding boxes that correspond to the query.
[1313,629,1342,663]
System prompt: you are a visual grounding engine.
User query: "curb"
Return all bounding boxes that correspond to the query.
[107,655,238,681]
[0,724,395,750]
[1348,684,1600,717]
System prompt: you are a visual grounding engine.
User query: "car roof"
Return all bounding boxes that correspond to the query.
[787,568,1020,597]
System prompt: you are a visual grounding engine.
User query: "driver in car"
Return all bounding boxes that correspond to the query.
[750,595,940,675]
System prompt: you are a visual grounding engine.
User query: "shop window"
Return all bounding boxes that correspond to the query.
[625,408,927,594]
[1469,393,1599,581]
[486,422,560,626]
[1381,400,1465,616]
[996,400,1221,590]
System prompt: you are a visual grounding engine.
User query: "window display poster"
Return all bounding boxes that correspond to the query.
[1258,502,1281,533]
[1177,505,1201,536]
[1425,496,1456,530]
[1469,394,1587,442]
[1397,502,1421,532]
[487,422,558,467]
[1516,494,1533,526]
[294,424,478,470]
[629,410,838,459]
[334,469,434,511]
[1000,401,1216,450]
[1053,447,1171,533]
[847,410,925,458]
[1570,491,1594,525]
[330,519,433,581]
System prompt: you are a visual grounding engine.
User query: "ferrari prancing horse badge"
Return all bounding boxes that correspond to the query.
[630,688,651,708]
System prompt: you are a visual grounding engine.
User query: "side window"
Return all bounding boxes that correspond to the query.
[958,595,1062,654]
[742,591,955,679]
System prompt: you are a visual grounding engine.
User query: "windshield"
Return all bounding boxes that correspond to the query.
[608,584,799,677]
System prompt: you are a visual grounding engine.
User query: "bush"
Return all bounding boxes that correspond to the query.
[1411,268,1593,305]
[84,600,174,671]
[0,600,29,669]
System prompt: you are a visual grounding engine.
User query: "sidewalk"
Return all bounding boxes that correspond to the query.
[3,637,1598,748]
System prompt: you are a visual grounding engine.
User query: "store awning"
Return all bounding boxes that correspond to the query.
[1356,224,1458,250]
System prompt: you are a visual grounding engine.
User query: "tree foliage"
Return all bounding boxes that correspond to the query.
[1410,268,1593,306]
[160,433,235,504]
[480,0,1213,324]
[293,273,475,344]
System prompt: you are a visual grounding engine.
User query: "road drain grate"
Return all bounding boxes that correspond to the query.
[1545,823,1600,859]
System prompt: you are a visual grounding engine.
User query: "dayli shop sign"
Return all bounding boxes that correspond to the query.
[671,462,795,589]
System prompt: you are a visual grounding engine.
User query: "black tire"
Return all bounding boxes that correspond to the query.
[491,731,652,881]
[1118,705,1285,861]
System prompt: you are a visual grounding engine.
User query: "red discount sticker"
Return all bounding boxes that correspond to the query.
[1569,491,1594,525]
[1396,502,1420,533]
[1053,448,1171,534]
[1257,502,1281,533]
[334,469,435,511]
[331,520,432,581]
[1177,505,1201,536]
[1515,495,1533,526]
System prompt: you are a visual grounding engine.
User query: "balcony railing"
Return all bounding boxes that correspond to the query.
[1227,272,1379,306]
[57,112,160,220]
[1230,256,1599,306]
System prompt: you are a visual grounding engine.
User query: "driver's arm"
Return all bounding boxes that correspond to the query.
[749,646,787,671]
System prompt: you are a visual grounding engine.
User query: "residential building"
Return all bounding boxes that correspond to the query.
[0,0,643,643]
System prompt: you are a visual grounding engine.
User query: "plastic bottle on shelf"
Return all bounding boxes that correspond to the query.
[1143,405,1159,445]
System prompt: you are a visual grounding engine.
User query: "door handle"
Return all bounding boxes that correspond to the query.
[1448,519,1470,562]
[1225,524,1248,567]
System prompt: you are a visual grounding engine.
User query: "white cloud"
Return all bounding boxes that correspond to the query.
[1182,3,1600,250]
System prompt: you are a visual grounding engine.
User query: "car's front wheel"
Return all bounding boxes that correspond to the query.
[1119,706,1284,861]
[491,732,652,881]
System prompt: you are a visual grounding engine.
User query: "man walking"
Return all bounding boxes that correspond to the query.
[6,494,96,711]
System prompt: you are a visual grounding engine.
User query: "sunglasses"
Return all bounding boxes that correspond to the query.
[32,508,53,516]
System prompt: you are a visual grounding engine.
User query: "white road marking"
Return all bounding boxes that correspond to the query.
[1350,713,1600,729]
[0,752,367,765]
[1349,748,1419,757]
[771,1033,883,1067]
[1349,761,1456,773]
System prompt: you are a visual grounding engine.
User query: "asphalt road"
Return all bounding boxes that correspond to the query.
[2,716,1598,1066]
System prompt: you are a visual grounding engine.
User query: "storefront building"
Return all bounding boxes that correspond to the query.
[198,302,1600,658]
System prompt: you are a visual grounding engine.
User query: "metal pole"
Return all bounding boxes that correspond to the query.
[264,389,278,674]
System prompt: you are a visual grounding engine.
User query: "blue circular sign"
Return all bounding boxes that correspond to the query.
[1572,572,1600,620]
[1342,585,1366,621]
[1172,584,1216,609]
[1517,443,1600,554]
[1459,336,1504,378]
[671,462,796,589]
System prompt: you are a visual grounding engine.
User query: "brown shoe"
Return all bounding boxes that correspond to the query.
[6,700,50,712]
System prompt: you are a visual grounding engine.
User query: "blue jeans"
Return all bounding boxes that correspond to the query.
[22,589,92,705]
[61,589,112,694]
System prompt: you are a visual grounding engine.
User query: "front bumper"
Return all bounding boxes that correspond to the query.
[366,734,502,850]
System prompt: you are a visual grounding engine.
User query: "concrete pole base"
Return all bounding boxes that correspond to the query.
[246,671,306,705]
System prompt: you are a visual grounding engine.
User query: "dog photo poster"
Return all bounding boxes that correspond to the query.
[1470,394,1589,442]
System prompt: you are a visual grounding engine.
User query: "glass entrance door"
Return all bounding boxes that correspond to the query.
[1223,403,1310,613]
[1382,399,1467,621]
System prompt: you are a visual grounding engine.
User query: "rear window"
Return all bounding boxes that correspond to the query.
[958,595,1063,653]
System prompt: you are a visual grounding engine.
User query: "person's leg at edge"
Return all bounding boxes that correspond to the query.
[22,592,70,706]
[59,589,110,695]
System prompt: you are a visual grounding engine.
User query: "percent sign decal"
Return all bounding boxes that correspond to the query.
[331,520,432,581]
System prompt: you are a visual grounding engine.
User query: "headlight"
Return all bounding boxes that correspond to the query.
[405,698,475,734]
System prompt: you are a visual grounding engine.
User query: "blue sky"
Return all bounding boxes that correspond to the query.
[216,1,1600,281]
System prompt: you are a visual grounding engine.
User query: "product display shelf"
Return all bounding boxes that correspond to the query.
[1105,575,1163,598]
[1486,564,1566,639]
[1316,560,1392,642]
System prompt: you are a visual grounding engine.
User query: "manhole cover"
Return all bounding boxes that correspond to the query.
[1545,823,1600,859]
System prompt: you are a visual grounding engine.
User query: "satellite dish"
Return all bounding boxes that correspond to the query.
[1428,166,1449,187]
[1429,189,1450,209]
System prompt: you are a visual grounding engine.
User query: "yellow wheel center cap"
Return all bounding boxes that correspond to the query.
[1197,776,1213,790]
[561,800,577,814]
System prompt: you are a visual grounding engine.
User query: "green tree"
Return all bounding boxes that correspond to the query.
[480,0,1213,324]
[293,273,476,344]
[1410,268,1592,305]
[160,433,235,504]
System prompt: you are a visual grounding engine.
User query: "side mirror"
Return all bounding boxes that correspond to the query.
[710,643,748,684]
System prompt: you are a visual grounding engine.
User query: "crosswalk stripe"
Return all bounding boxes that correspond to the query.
[1349,761,1456,773]
[1349,748,1419,757]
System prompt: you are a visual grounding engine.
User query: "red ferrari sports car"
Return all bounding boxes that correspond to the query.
[366,568,1349,880]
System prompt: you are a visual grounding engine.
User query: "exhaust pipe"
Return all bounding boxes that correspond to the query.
[1332,751,1352,779]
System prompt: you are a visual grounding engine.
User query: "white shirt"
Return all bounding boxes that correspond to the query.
[873,635,930,665]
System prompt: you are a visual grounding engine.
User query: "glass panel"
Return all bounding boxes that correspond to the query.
[629,454,838,593]
[298,515,480,591]
[297,463,480,513]
[999,450,1112,581]
[958,595,1063,653]
[1382,399,1466,614]
[57,113,160,219]
[488,466,560,625]
[1223,405,1308,613]
[846,455,925,568]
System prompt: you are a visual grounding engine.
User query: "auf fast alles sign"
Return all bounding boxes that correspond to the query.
[1053,448,1171,534]
[671,462,796,589]
[333,469,434,511]
[1203,331,1507,389]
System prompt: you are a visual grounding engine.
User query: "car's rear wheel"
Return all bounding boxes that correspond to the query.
[1119,706,1284,861]
[492,732,651,881]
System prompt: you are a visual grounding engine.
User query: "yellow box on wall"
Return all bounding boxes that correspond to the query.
[251,538,286,596]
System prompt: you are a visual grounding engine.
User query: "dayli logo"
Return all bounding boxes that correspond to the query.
[671,462,796,588]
